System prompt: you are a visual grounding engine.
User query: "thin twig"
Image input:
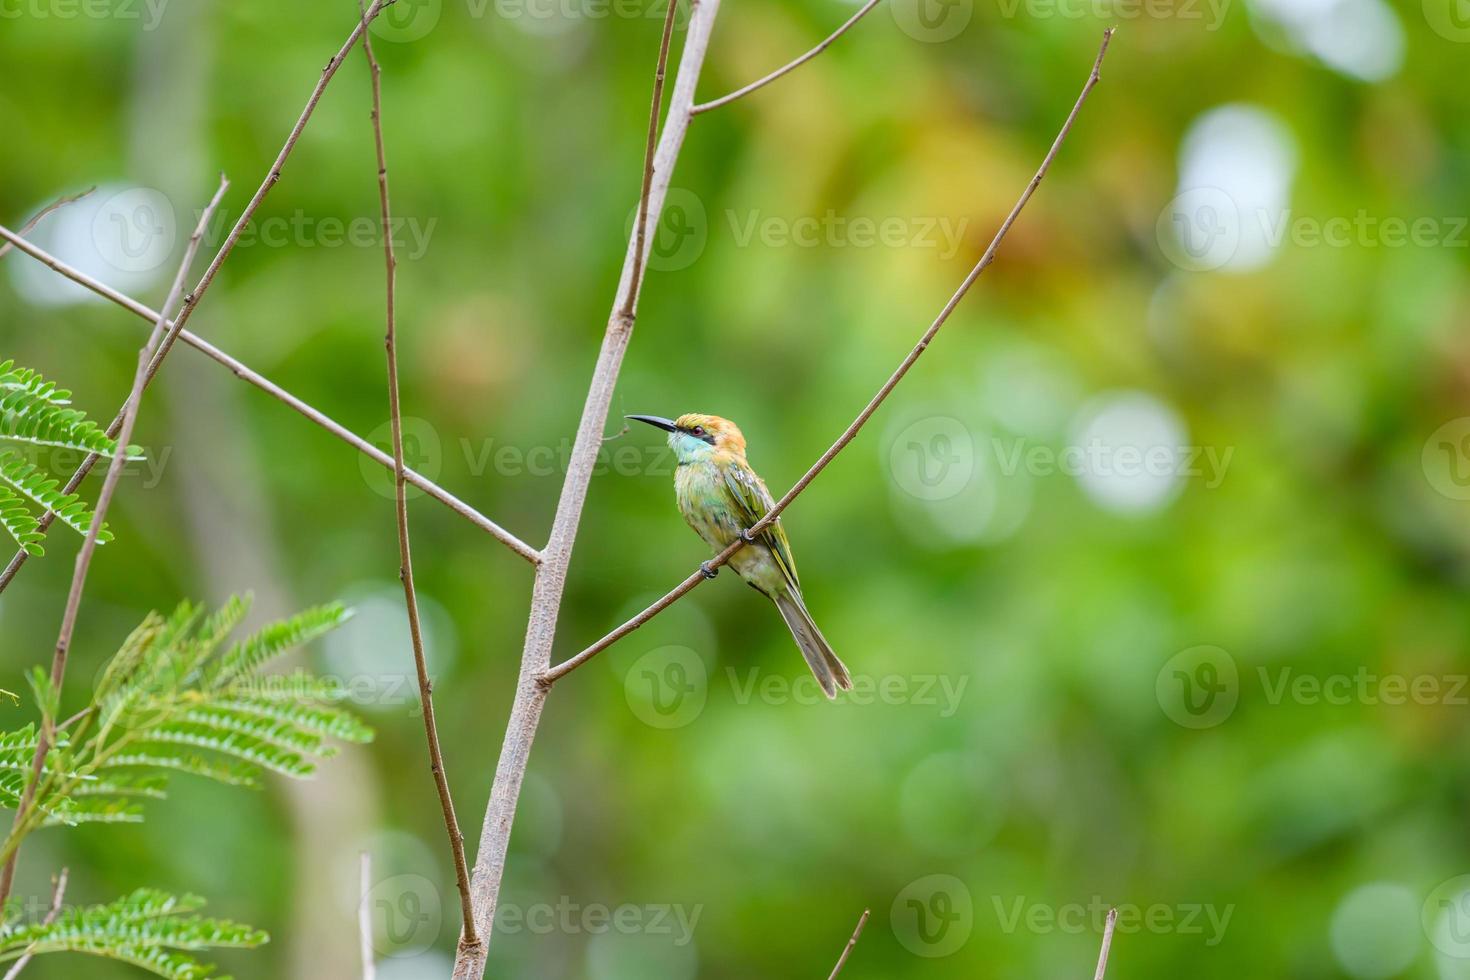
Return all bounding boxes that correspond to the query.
[0,225,540,588]
[0,178,229,906]
[450,2,724,976]
[543,27,1116,685]
[1,867,69,980]
[358,853,375,980]
[1094,906,1118,980]
[827,909,869,980]
[691,0,884,115]
[0,188,94,261]
[357,4,478,948]
[619,0,681,321]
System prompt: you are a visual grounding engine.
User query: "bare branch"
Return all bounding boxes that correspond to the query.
[358,853,375,980]
[691,0,884,115]
[0,226,541,586]
[358,3,478,947]
[1,867,69,980]
[0,177,229,906]
[0,188,94,261]
[451,2,725,975]
[827,909,869,980]
[619,0,681,321]
[1094,906,1118,980]
[543,27,1116,685]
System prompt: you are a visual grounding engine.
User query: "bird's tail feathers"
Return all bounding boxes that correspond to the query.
[773,591,852,700]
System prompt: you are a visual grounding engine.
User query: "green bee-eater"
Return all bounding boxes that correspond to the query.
[628,413,853,699]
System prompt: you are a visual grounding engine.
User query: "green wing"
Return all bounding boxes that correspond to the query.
[722,462,800,593]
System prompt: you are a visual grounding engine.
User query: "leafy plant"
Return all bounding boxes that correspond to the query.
[0,358,139,556]
[0,595,371,978]
[0,889,266,980]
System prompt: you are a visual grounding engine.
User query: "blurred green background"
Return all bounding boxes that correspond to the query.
[2,0,1469,976]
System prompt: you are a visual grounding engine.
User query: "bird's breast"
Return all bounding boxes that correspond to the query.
[675,462,743,550]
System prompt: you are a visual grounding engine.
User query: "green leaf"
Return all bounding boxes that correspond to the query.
[207,603,350,687]
[0,888,267,980]
[0,451,110,541]
[0,360,134,458]
[0,485,43,555]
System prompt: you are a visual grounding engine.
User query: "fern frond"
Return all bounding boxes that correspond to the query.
[42,794,145,827]
[0,361,71,405]
[100,747,260,788]
[0,888,266,980]
[0,485,43,555]
[207,603,350,687]
[0,383,129,458]
[144,723,315,779]
[225,670,350,704]
[214,696,372,744]
[0,451,110,541]
[178,706,336,759]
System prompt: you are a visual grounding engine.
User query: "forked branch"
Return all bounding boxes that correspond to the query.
[692,0,884,115]
[544,28,1116,685]
[0,176,229,906]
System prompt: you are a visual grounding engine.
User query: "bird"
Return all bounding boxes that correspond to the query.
[627,413,852,699]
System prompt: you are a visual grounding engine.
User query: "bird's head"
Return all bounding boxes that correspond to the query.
[627,413,746,464]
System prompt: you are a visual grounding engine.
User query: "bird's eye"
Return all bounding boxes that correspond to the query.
[692,426,705,437]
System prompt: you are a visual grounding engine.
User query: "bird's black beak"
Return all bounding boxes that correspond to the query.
[626,414,678,433]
